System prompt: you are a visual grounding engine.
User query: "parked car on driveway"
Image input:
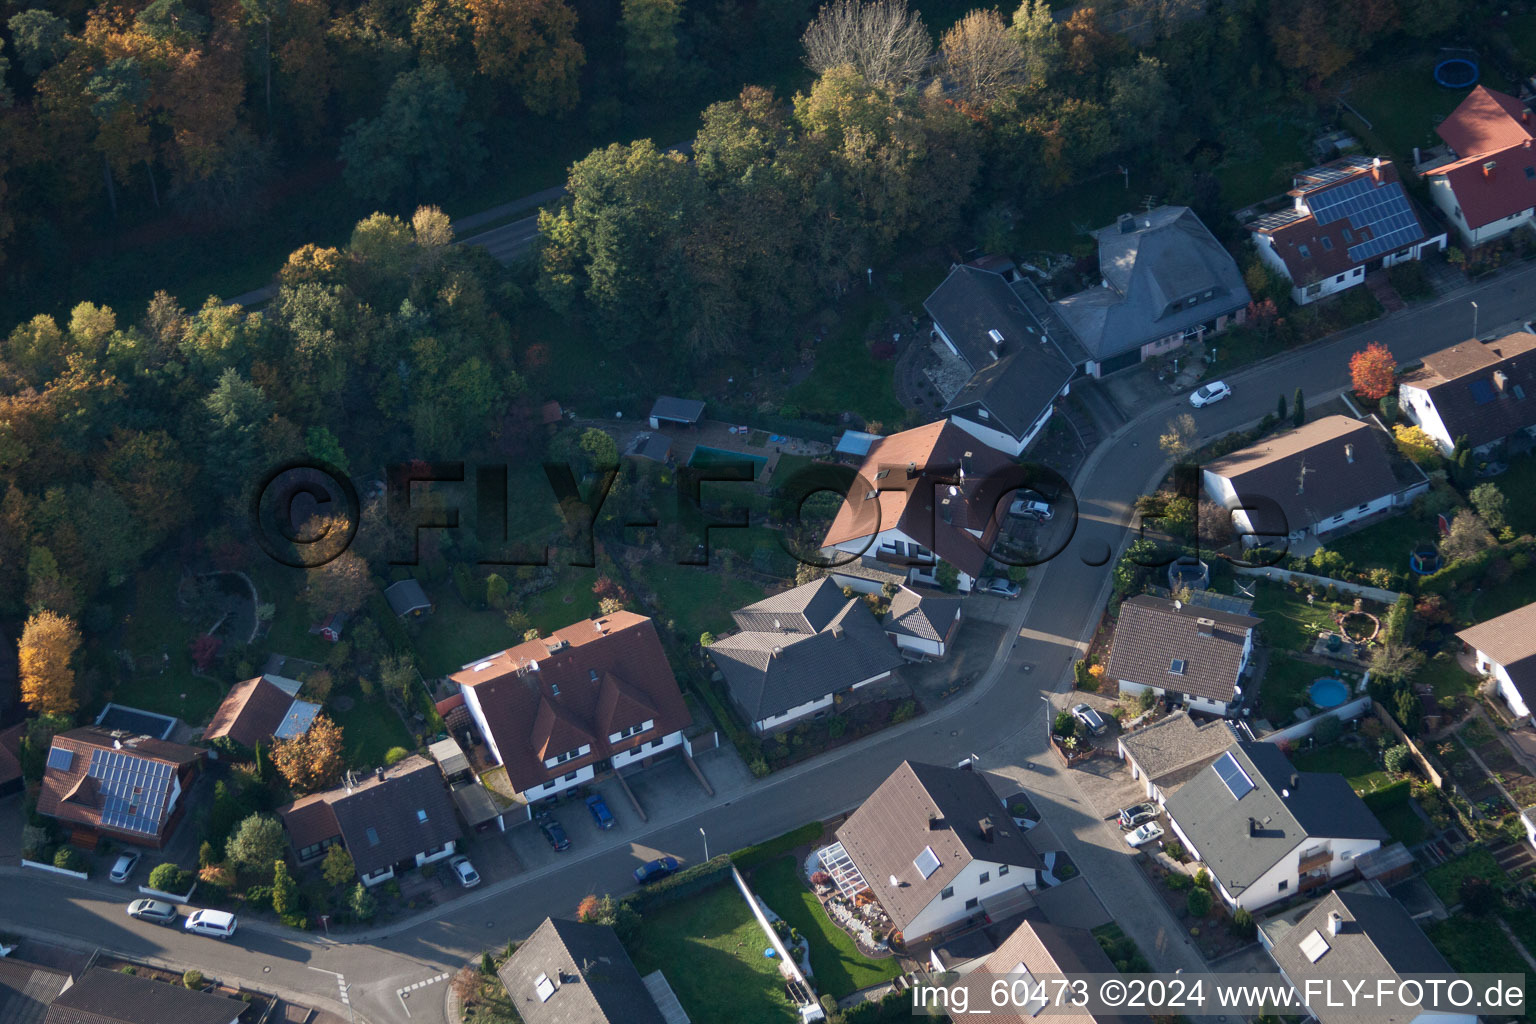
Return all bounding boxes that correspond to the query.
[537,812,571,851]
[1008,496,1054,521]
[633,856,680,884]
[109,851,140,884]
[1071,703,1106,736]
[1126,822,1165,848]
[126,899,178,925]
[586,794,616,830]
[1118,803,1159,830]
[976,577,1021,599]
[448,854,480,888]
[1189,380,1232,408]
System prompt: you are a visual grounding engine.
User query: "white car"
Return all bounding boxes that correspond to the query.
[449,855,481,888]
[109,851,141,884]
[1008,497,1054,521]
[1126,822,1165,848]
[1189,381,1232,408]
[184,909,238,940]
[1071,703,1106,736]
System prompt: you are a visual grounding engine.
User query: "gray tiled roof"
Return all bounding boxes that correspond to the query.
[1118,713,1238,787]
[648,397,704,424]
[1400,332,1536,450]
[836,761,1043,931]
[0,957,70,1024]
[1106,596,1258,703]
[1164,742,1387,899]
[305,756,461,877]
[982,922,1154,1024]
[884,587,962,643]
[1051,207,1251,361]
[43,968,241,1024]
[384,579,432,616]
[1263,890,1450,1024]
[497,918,667,1024]
[1457,601,1536,710]
[730,578,850,635]
[709,597,903,722]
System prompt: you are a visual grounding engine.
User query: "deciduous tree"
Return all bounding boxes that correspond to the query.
[1349,341,1396,400]
[801,0,931,89]
[1469,482,1506,531]
[464,0,585,114]
[1158,412,1198,462]
[271,713,345,793]
[226,813,286,871]
[940,9,1024,105]
[19,609,81,716]
[1439,509,1494,563]
[322,844,355,886]
[621,0,683,89]
[339,65,485,203]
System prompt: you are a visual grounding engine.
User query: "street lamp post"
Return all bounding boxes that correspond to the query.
[700,827,709,862]
[1471,300,1479,340]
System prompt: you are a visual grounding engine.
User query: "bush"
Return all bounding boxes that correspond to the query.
[350,882,378,921]
[890,700,917,724]
[1383,744,1412,774]
[198,841,218,869]
[1313,715,1344,745]
[1166,872,1192,891]
[1193,866,1211,890]
[149,862,194,895]
[183,970,204,989]
[245,884,274,912]
[1459,875,1500,916]
[1231,907,1256,939]
[383,746,411,766]
[1187,888,1212,917]
[731,822,824,869]
[20,825,50,861]
[1165,840,1186,861]
[53,846,86,873]
[1054,711,1077,738]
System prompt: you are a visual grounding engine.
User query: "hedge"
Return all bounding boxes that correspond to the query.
[622,856,734,915]
[1363,778,1413,814]
[837,991,913,1023]
[368,592,415,655]
[730,822,825,871]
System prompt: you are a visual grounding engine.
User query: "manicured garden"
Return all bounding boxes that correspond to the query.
[109,672,225,726]
[1257,652,1323,724]
[750,857,902,999]
[1289,743,1391,794]
[629,881,799,1024]
[1251,582,1352,653]
[1422,847,1508,907]
[1319,516,1435,578]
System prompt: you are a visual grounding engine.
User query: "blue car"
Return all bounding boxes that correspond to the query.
[586,794,615,830]
[634,856,680,884]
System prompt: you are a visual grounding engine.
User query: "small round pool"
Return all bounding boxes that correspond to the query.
[1310,677,1350,708]
[1434,57,1478,89]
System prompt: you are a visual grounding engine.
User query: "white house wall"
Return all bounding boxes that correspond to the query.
[754,694,836,735]
[901,857,1036,942]
[414,840,457,867]
[952,412,1031,457]
[1116,679,1232,719]
[1429,174,1536,247]
[891,632,945,657]
[1475,652,1531,718]
[458,683,503,766]
[610,730,684,767]
[523,762,596,801]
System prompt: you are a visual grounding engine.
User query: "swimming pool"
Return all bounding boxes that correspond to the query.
[1310,677,1350,709]
[688,445,768,479]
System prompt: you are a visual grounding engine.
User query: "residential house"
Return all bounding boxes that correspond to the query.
[1457,601,1536,719]
[202,674,320,749]
[883,586,963,659]
[497,917,683,1024]
[1259,888,1473,1024]
[1117,713,1239,803]
[1163,742,1389,911]
[36,728,203,849]
[820,420,1016,594]
[310,612,347,643]
[1398,332,1536,455]
[647,396,705,430]
[979,921,1154,1024]
[43,967,246,1024]
[384,579,433,619]
[1105,597,1260,717]
[1421,85,1536,248]
[1249,157,1445,305]
[450,612,692,802]
[0,722,24,800]
[829,761,1043,943]
[1052,207,1251,378]
[923,263,1079,456]
[277,755,459,886]
[707,579,905,734]
[1202,415,1427,546]
[0,954,70,1024]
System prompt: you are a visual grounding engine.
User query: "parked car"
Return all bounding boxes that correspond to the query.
[1118,803,1159,830]
[1071,703,1107,736]
[633,856,680,884]
[1125,822,1165,848]
[126,899,178,925]
[448,854,481,888]
[184,909,238,940]
[1008,496,1054,521]
[586,794,616,830]
[109,851,141,884]
[537,812,571,851]
[1189,380,1232,408]
[976,577,1021,599]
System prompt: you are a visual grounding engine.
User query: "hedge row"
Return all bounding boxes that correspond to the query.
[1420,537,1536,596]
[1363,778,1412,814]
[730,822,825,871]
[622,856,734,915]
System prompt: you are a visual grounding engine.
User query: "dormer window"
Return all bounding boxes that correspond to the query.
[1320,236,1333,251]
[1169,658,1186,675]
[1298,244,1312,259]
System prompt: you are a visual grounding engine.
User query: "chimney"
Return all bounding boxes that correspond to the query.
[1328,911,1344,936]
[771,646,783,659]
[1370,156,1382,184]
[1484,160,1497,178]
[1290,773,1300,791]
[376,766,385,783]
[1345,443,1354,463]
[1495,370,1509,392]
[988,329,1005,359]
[1248,816,1258,837]
[1196,617,1215,638]
[929,815,946,831]
[978,817,995,842]
[830,623,844,639]
[1525,109,1532,125]
[906,461,918,478]
[1118,213,1136,234]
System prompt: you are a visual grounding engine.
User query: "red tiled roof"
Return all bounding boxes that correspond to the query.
[1426,86,1536,230]
[278,793,341,850]
[36,728,201,840]
[203,676,295,747]
[450,613,691,794]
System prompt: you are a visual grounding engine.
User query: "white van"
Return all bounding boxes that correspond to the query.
[184,909,238,940]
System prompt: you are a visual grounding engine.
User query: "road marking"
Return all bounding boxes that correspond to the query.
[304,966,349,1005]
[396,972,451,1017]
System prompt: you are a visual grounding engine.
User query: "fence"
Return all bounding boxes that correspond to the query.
[1233,565,1403,605]
[1256,695,1373,746]
[1371,702,1446,789]
[21,859,88,880]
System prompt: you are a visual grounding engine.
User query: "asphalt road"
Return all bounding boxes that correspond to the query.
[7,260,1535,1024]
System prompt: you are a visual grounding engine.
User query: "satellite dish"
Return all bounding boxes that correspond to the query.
[1174,600,1183,611]
[888,875,900,887]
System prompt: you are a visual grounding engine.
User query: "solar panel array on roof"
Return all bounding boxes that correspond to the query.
[1296,158,1372,190]
[47,746,75,772]
[1213,750,1255,800]
[1304,179,1422,263]
[89,748,174,834]
[1469,378,1497,405]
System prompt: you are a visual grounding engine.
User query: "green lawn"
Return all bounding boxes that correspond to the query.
[1214,116,1313,208]
[629,881,798,1024]
[1414,653,1476,700]
[1258,652,1323,724]
[1424,915,1534,1005]
[248,561,332,663]
[1320,515,1434,575]
[1472,568,1536,622]
[109,673,226,727]
[1494,453,1536,537]
[1508,13,1536,66]
[750,857,902,999]
[336,682,415,770]
[1373,800,1429,847]
[644,566,767,642]
[1344,62,1473,167]
[1251,582,1350,652]
[1290,744,1392,794]
[1422,847,1508,906]
[786,295,905,427]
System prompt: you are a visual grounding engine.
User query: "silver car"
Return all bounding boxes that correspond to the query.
[1071,703,1107,736]
[1126,822,1165,848]
[976,577,1021,599]
[126,899,178,925]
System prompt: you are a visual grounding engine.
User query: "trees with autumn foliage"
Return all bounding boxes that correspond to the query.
[1350,341,1397,401]
[20,611,82,717]
[271,713,345,793]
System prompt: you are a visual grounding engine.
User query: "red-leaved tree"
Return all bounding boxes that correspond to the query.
[1350,341,1396,400]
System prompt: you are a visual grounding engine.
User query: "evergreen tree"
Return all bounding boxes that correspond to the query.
[1292,387,1305,427]
[1276,393,1286,422]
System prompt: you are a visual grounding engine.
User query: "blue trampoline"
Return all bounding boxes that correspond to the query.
[1434,56,1479,89]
